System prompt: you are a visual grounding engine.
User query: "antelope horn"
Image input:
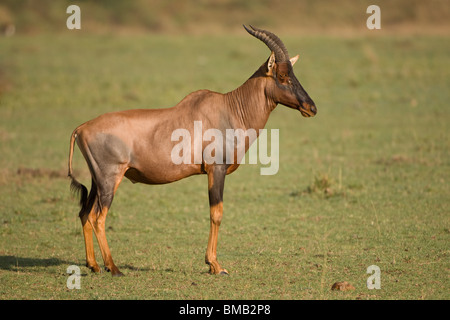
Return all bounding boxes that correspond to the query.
[243,25,289,62]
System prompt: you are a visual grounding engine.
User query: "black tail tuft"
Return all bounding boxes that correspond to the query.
[69,175,88,211]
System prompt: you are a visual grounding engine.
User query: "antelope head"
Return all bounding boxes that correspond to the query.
[244,25,317,117]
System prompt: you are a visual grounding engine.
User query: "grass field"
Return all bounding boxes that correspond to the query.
[0,31,449,300]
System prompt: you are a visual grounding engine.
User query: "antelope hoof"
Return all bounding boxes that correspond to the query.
[105,266,124,277]
[207,261,228,275]
[112,271,124,277]
[87,263,101,273]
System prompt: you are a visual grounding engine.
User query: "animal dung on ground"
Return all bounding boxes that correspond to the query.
[331,281,355,291]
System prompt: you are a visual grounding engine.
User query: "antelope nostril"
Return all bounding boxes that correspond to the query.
[302,102,316,114]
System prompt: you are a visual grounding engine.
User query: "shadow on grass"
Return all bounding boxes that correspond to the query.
[0,256,168,275]
[0,255,75,272]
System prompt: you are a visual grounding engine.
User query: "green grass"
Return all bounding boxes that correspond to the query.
[0,33,449,300]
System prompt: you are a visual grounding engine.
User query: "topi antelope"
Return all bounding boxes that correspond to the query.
[68,25,317,276]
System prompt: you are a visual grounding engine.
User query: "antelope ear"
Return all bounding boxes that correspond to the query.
[266,51,276,75]
[290,54,299,66]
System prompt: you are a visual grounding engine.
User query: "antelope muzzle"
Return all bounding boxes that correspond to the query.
[299,101,317,118]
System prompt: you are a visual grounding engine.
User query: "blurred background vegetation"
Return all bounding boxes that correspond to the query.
[0,0,449,35]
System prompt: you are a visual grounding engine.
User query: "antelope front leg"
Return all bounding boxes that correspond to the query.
[205,165,228,275]
[206,202,228,274]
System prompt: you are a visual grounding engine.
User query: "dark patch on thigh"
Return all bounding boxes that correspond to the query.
[85,133,130,200]
[89,133,131,167]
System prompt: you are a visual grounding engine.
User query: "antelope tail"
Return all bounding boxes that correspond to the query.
[68,129,88,210]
